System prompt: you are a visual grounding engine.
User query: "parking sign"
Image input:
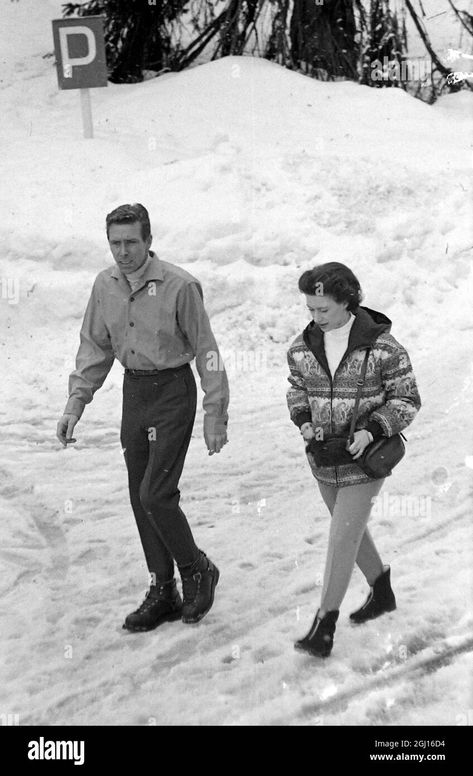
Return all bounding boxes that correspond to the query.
[52,16,107,90]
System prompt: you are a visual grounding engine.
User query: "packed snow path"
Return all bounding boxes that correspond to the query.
[0,354,472,725]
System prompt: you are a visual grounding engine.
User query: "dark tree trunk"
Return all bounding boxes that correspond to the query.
[110,1,158,82]
[216,0,261,58]
[359,0,407,88]
[265,0,291,64]
[290,0,359,79]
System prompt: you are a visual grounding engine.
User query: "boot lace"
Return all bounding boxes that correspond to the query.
[181,572,202,604]
[134,586,170,614]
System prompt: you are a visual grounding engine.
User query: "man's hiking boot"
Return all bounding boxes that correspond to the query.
[123,579,182,632]
[180,551,219,624]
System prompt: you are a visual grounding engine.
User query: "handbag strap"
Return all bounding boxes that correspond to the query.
[348,349,370,444]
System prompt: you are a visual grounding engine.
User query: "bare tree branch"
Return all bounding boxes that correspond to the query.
[405,0,453,77]
[447,0,473,37]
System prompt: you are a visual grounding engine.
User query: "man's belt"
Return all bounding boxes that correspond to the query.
[124,364,189,376]
[125,368,161,375]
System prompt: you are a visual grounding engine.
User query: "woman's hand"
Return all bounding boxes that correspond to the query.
[300,422,315,441]
[348,430,373,460]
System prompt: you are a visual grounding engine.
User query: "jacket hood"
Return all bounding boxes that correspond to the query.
[356,306,392,338]
[302,306,392,377]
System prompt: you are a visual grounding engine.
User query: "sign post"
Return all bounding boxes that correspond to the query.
[80,88,94,138]
[52,17,108,139]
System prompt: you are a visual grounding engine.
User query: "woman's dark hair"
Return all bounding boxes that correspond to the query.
[298,262,362,312]
[106,203,151,241]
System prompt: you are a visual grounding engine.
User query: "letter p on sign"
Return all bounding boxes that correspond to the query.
[60,26,96,78]
[52,17,107,90]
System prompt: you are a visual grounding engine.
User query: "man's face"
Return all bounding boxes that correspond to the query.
[108,221,151,274]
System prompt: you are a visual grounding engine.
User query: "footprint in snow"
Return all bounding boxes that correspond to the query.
[92,511,117,521]
[75,546,110,564]
[252,647,279,663]
[0,484,22,499]
[295,582,316,595]
[221,654,238,664]
[70,615,102,629]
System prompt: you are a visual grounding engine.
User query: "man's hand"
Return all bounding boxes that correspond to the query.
[300,422,315,441]
[347,429,373,460]
[56,414,79,447]
[204,430,228,456]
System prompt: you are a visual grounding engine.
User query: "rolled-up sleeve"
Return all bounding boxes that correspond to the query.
[176,281,229,436]
[63,279,115,419]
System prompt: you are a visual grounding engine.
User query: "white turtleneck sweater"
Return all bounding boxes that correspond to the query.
[324,313,355,379]
[124,253,152,293]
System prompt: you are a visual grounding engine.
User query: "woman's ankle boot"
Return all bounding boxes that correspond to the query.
[350,565,396,624]
[294,609,339,658]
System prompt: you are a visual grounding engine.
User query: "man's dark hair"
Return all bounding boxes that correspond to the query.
[298,262,362,312]
[106,203,151,241]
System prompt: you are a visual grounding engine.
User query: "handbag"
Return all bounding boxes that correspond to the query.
[306,435,354,467]
[356,433,406,478]
[306,349,406,478]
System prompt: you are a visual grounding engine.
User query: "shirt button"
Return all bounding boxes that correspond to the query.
[131,349,135,354]
[130,297,135,302]
[129,322,134,327]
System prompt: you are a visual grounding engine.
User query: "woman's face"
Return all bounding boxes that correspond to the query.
[305,294,350,332]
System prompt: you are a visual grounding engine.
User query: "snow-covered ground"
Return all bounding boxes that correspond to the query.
[0,0,472,726]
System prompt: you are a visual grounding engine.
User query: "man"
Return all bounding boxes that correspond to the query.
[57,203,229,631]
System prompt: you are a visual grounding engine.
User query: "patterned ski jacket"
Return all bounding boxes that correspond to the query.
[286,306,421,487]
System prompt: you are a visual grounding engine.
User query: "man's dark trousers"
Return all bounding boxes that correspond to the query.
[120,364,199,583]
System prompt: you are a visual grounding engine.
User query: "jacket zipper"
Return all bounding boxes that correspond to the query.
[303,320,373,484]
[331,347,370,484]
[318,363,339,486]
[327,371,337,485]
[325,353,355,486]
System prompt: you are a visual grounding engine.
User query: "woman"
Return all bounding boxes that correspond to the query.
[286,262,421,658]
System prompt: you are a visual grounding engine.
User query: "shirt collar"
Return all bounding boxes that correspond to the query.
[110,251,164,282]
[125,252,153,284]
